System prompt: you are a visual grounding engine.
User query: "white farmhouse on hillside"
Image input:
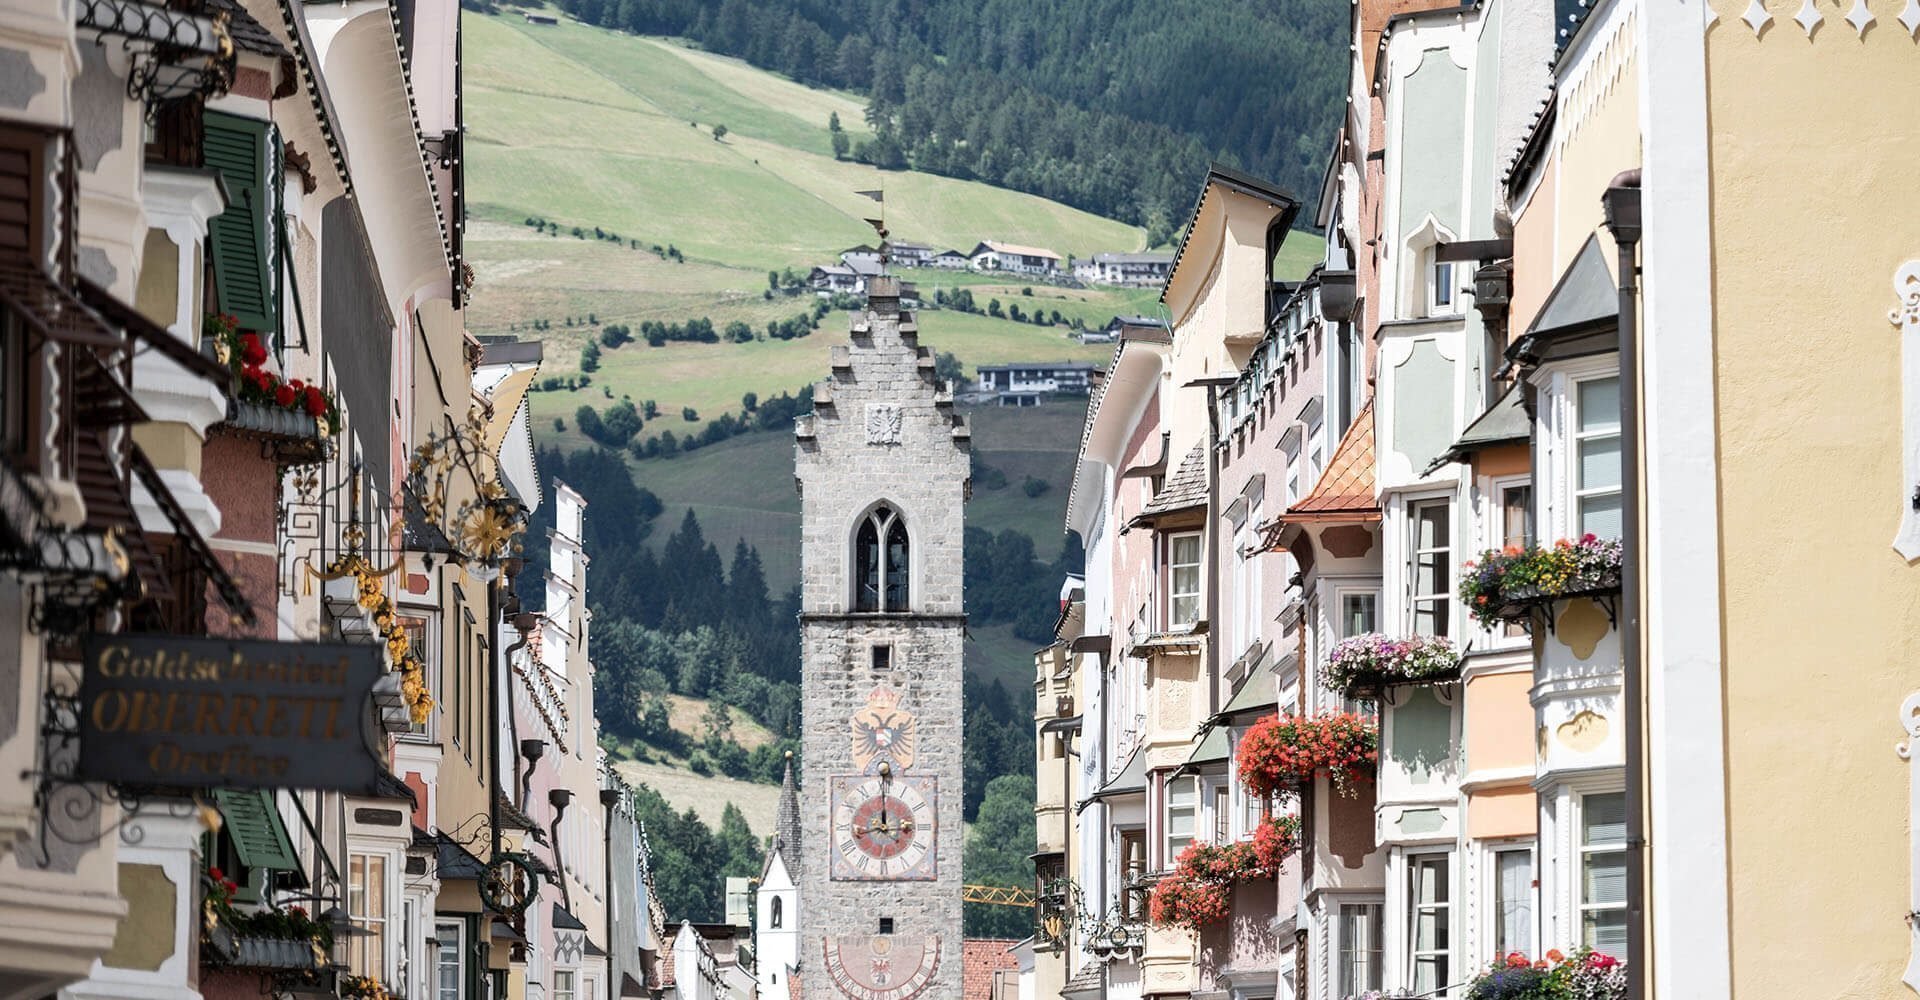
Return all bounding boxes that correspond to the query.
[969,240,1061,276]
[974,361,1100,405]
[1076,251,1174,287]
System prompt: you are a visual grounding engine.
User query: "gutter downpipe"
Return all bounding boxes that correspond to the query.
[1600,168,1644,1000]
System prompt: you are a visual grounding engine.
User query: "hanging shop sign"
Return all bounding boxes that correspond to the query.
[77,634,386,794]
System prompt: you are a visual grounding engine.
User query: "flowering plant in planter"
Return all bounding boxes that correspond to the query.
[1322,633,1460,694]
[1147,838,1267,932]
[205,312,341,437]
[1249,814,1300,872]
[1235,711,1378,798]
[1459,534,1623,629]
[339,975,394,1000]
[1464,949,1626,1000]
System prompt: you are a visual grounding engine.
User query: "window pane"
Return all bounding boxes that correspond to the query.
[884,519,909,611]
[1495,850,1533,954]
[1583,850,1627,906]
[1414,858,1448,905]
[1414,502,1449,550]
[1578,377,1621,432]
[1583,793,1627,845]
[1171,534,1200,566]
[1584,909,1628,954]
[1171,594,1199,627]
[1579,493,1623,542]
[1342,593,1376,637]
[1501,486,1533,549]
[1578,434,1622,491]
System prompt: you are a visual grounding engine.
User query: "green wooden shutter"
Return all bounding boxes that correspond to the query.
[213,788,298,872]
[203,111,277,335]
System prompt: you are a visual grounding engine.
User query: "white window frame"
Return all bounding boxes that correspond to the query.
[1166,531,1202,629]
[1164,775,1198,863]
[1406,496,1454,638]
[1570,374,1623,541]
[347,852,391,981]
[1484,841,1536,962]
[1428,258,1458,316]
[1404,852,1453,995]
[1534,357,1621,543]
[1578,791,1628,955]
[1333,899,1385,999]
[436,920,465,1000]
[553,970,575,1000]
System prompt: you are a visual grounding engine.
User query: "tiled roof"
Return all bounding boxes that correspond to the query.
[1133,443,1207,521]
[962,939,1020,1000]
[787,970,802,1000]
[1062,962,1104,996]
[1285,402,1378,521]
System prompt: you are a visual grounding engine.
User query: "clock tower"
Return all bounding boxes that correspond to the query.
[794,275,967,1000]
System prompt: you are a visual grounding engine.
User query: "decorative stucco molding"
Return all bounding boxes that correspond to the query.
[1899,690,1920,994]
[1903,0,1920,38]
[1887,262,1920,560]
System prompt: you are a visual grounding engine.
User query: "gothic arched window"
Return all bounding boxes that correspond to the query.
[855,505,910,612]
[770,896,783,928]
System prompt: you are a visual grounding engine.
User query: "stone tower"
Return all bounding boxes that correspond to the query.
[794,275,968,1000]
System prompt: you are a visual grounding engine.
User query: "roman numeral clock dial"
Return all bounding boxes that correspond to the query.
[830,774,937,881]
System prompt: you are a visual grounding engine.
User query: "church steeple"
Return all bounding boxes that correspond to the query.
[772,750,801,877]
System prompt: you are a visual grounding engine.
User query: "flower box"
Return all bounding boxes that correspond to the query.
[1146,833,1281,932]
[1322,633,1460,697]
[231,935,326,971]
[1235,712,1379,798]
[1464,948,1625,1000]
[1460,535,1623,630]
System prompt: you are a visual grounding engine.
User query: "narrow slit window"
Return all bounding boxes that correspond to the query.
[871,644,892,671]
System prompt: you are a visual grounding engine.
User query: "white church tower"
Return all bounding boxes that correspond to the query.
[792,275,968,1000]
[755,755,801,996]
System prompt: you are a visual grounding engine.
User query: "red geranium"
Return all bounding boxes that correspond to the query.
[304,385,328,418]
[275,384,297,407]
[1249,814,1300,872]
[1236,711,1379,798]
[239,332,268,366]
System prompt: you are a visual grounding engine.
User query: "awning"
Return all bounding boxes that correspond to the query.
[1178,726,1231,774]
[213,788,298,871]
[1212,666,1278,723]
[1506,234,1618,365]
[432,832,487,882]
[1425,384,1529,475]
[553,903,588,931]
[1079,748,1148,810]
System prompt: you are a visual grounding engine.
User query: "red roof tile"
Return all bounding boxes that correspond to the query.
[962,939,1021,1000]
[788,969,802,1000]
[1285,402,1378,521]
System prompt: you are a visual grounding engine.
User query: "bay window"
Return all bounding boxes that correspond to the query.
[1573,376,1622,540]
[1167,532,1202,628]
[1580,793,1628,955]
[1409,500,1452,637]
[1408,854,1452,994]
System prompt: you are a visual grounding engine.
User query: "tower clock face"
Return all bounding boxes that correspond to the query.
[830,774,937,880]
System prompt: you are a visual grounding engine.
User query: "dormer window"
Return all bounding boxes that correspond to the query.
[855,504,909,612]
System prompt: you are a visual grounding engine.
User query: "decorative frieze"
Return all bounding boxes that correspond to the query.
[1887,261,1920,559]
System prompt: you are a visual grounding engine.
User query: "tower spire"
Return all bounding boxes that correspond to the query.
[773,750,801,876]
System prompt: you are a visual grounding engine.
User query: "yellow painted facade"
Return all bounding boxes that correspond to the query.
[1704,3,1920,993]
